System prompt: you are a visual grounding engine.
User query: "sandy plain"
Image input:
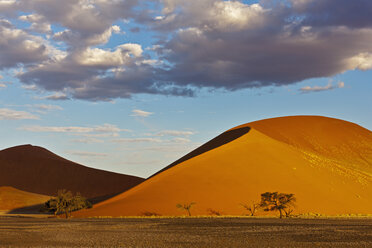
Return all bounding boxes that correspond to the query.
[0,217,371,248]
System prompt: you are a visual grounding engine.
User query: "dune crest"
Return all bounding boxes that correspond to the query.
[73,116,372,217]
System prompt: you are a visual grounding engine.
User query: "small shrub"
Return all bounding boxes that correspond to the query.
[284,208,294,218]
[142,211,161,217]
[176,202,196,216]
[207,208,222,216]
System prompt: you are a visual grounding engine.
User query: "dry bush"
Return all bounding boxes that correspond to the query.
[142,211,161,217]
[207,208,222,216]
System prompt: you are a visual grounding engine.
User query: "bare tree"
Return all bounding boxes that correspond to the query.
[260,192,296,218]
[176,202,196,216]
[241,202,260,216]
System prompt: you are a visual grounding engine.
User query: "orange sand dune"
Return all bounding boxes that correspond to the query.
[75,116,372,217]
[0,186,50,212]
[0,145,144,200]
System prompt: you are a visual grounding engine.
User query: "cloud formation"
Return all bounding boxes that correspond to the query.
[0,18,51,69]
[0,108,39,120]
[20,123,129,137]
[300,81,345,93]
[34,104,63,111]
[131,109,153,118]
[38,93,70,101]
[69,151,108,158]
[151,130,195,137]
[113,137,163,143]
[1,0,372,100]
[72,138,104,144]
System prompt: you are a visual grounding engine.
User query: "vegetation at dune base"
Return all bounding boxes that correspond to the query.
[41,189,92,218]
[176,202,196,216]
[260,192,296,218]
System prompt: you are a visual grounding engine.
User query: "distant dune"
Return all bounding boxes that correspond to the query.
[0,186,50,212]
[75,116,372,217]
[0,145,144,202]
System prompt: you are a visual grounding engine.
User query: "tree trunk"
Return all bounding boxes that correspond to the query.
[279,209,283,219]
[187,209,191,216]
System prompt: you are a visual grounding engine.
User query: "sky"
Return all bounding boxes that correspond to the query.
[0,0,371,178]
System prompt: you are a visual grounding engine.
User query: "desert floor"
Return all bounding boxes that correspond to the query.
[0,217,371,247]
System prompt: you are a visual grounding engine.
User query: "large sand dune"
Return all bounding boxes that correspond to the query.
[75,116,372,217]
[0,145,144,201]
[0,186,50,212]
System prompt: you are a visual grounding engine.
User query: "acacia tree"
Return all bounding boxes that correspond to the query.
[176,202,196,216]
[42,189,92,218]
[260,192,296,218]
[241,202,260,216]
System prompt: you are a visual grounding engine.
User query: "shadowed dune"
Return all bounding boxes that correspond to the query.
[0,186,49,213]
[75,116,372,217]
[0,145,145,201]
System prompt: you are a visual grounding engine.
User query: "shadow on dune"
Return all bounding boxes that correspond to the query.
[149,126,251,179]
[6,203,46,214]
[7,192,123,214]
[87,192,124,205]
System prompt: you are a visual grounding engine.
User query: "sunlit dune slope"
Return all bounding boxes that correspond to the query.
[0,145,144,200]
[0,186,49,212]
[75,116,372,217]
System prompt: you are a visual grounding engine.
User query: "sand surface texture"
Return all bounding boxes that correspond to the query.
[0,217,371,248]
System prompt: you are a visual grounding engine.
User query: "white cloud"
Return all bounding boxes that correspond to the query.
[76,132,121,138]
[0,19,52,69]
[349,53,372,70]
[21,84,38,91]
[71,138,104,144]
[300,81,345,93]
[54,25,123,46]
[75,43,143,68]
[0,82,7,88]
[171,137,191,143]
[19,14,51,33]
[0,108,39,120]
[20,123,129,137]
[153,130,195,137]
[92,123,130,133]
[34,104,63,111]
[0,0,16,13]
[69,151,108,157]
[131,109,153,117]
[21,125,93,133]
[112,137,163,143]
[112,136,192,144]
[19,14,43,23]
[38,93,69,100]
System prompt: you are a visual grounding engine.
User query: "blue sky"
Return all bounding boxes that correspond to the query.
[0,0,371,178]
